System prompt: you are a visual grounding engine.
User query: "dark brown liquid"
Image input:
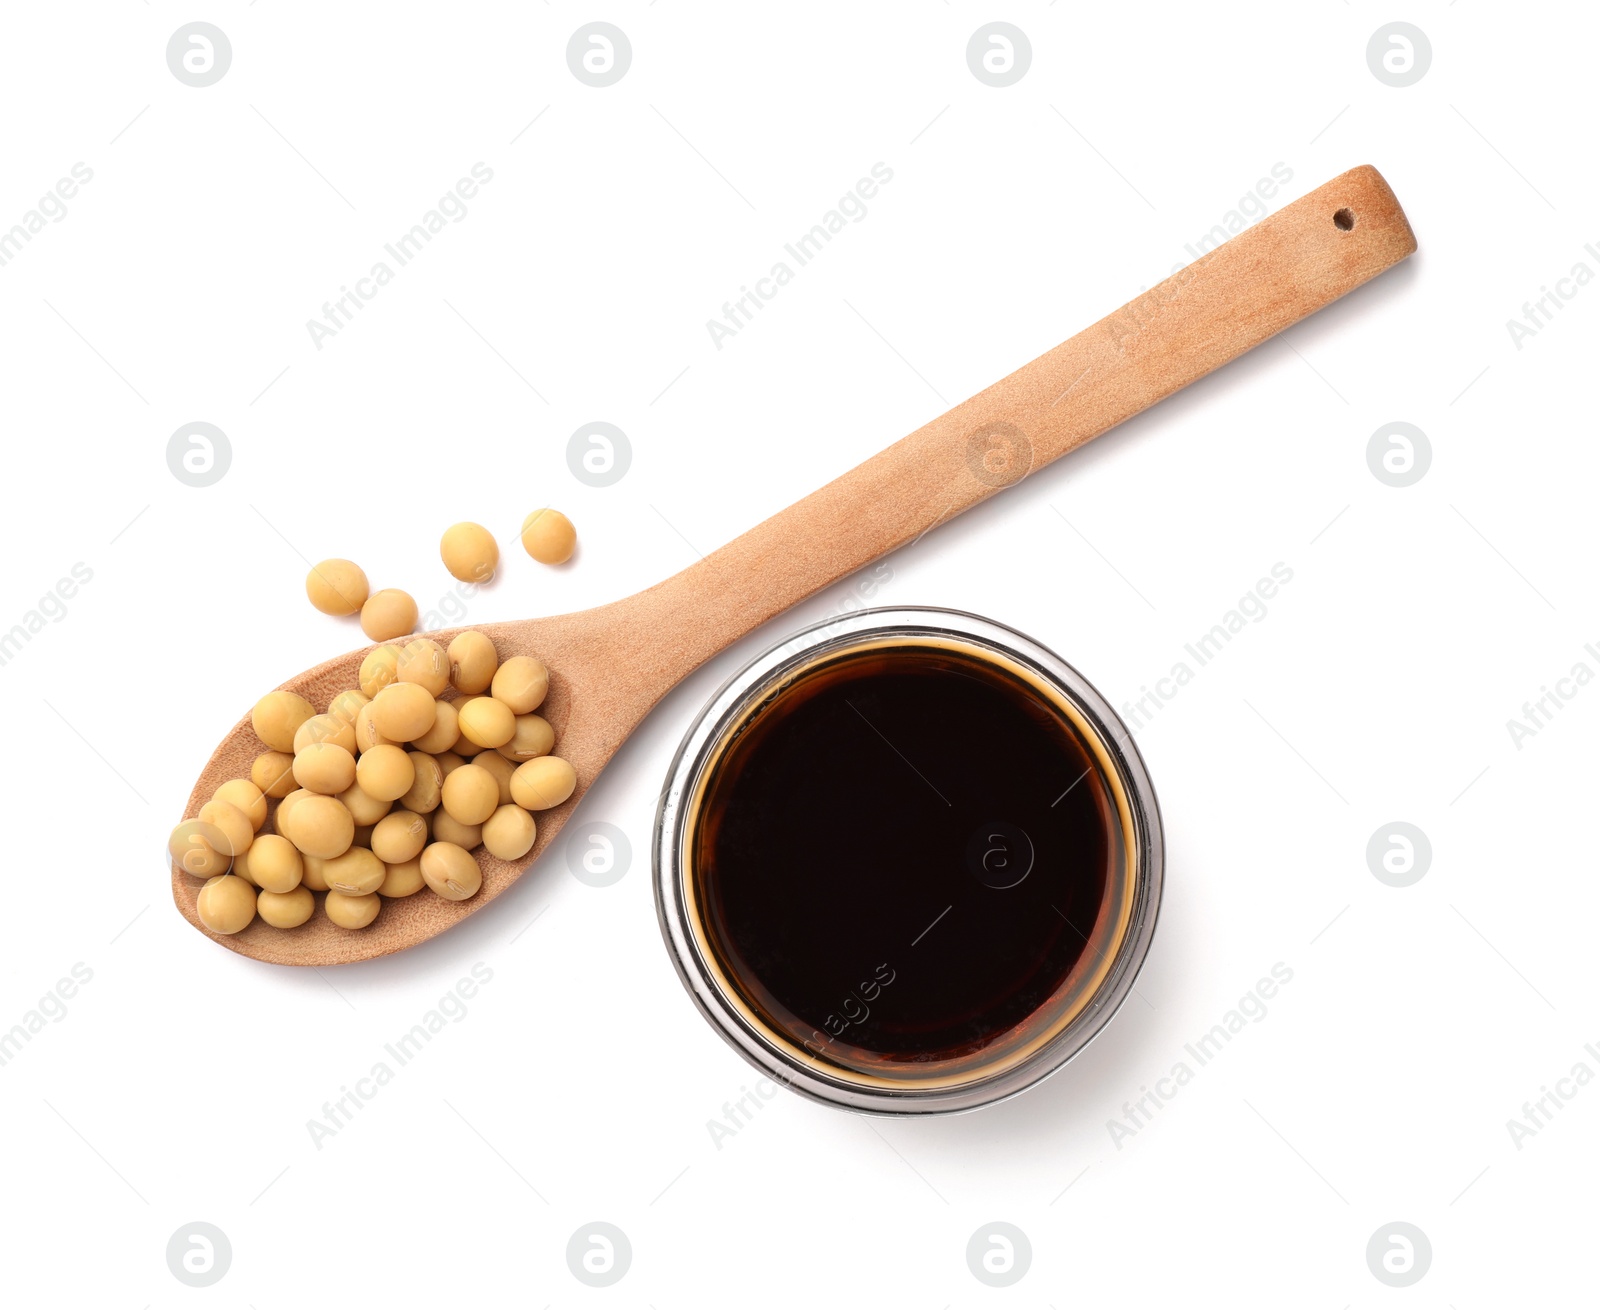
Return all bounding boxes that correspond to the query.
[692,643,1125,1076]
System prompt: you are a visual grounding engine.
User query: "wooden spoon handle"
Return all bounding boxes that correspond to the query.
[621,165,1415,692]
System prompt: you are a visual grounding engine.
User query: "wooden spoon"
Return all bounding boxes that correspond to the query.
[174,165,1416,966]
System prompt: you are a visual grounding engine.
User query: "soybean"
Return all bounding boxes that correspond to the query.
[257,885,315,929]
[230,846,258,886]
[490,656,548,714]
[411,699,460,755]
[499,714,554,762]
[431,811,482,849]
[252,691,316,753]
[278,794,354,859]
[295,713,357,756]
[169,820,232,879]
[378,857,426,897]
[213,778,268,831]
[197,875,257,935]
[337,781,392,827]
[353,702,395,754]
[510,756,576,811]
[440,522,499,583]
[482,805,536,861]
[399,752,443,814]
[457,696,515,749]
[520,508,576,564]
[299,854,331,892]
[356,743,415,802]
[441,764,499,826]
[327,689,370,728]
[251,751,296,798]
[359,646,401,698]
[361,588,418,642]
[472,751,516,805]
[198,799,254,857]
[306,559,369,616]
[420,842,483,901]
[246,833,304,894]
[447,631,498,695]
[276,788,310,834]
[293,742,357,796]
[370,682,436,742]
[323,847,385,896]
[372,811,429,864]
[325,891,380,929]
[397,638,450,697]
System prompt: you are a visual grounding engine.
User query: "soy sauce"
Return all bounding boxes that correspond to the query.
[692,643,1125,1075]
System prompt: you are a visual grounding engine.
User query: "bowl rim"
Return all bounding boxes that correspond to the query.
[652,605,1164,1116]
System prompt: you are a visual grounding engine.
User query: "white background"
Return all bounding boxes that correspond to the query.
[1,3,1595,1305]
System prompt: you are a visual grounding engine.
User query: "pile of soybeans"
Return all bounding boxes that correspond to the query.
[169,631,575,935]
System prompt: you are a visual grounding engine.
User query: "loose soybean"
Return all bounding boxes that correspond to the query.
[361,588,419,642]
[306,559,369,616]
[521,508,576,564]
[440,522,499,583]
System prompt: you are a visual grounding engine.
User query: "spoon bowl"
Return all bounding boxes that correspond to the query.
[172,599,676,965]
